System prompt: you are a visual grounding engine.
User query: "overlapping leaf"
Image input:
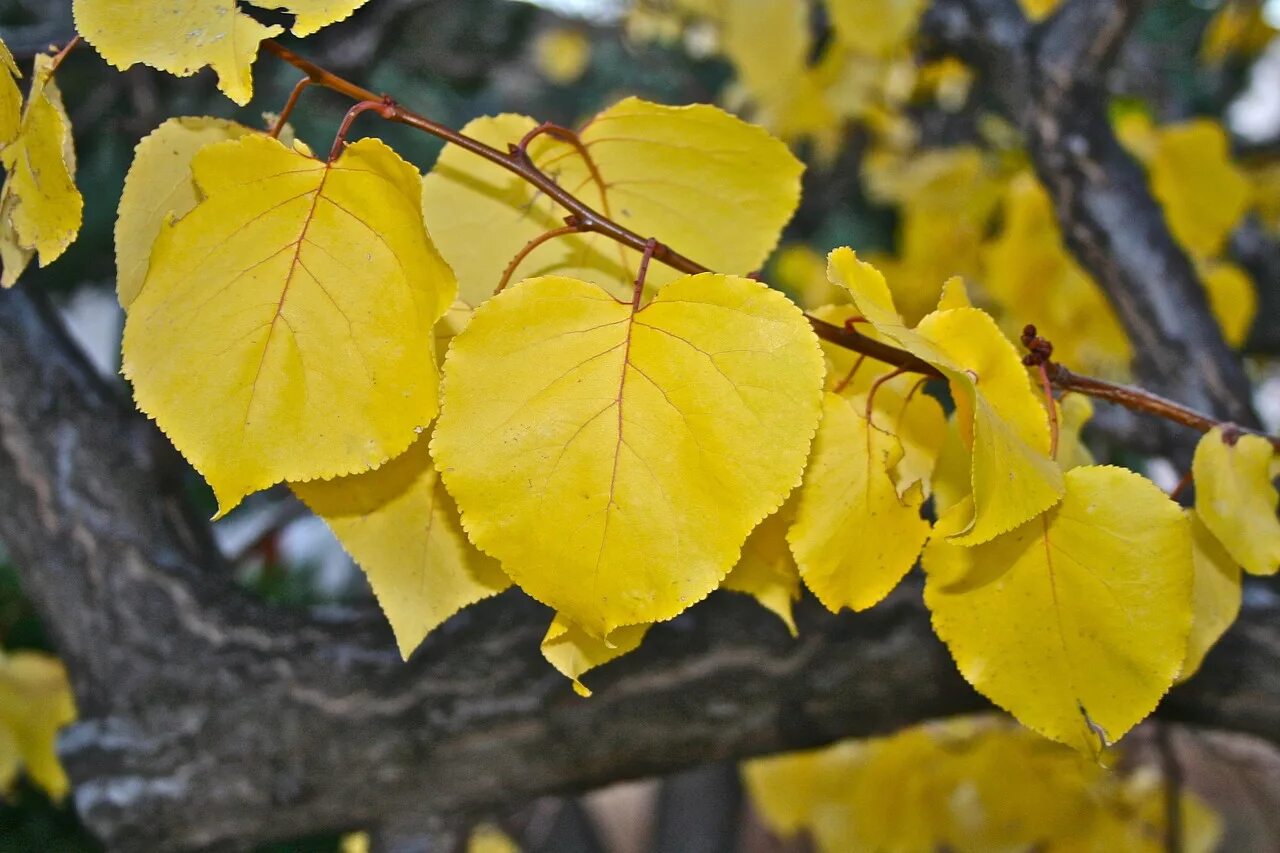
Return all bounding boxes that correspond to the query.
[541,614,650,697]
[116,116,253,308]
[1179,510,1243,681]
[788,392,931,612]
[421,97,803,325]
[0,54,82,287]
[433,273,824,637]
[123,135,456,513]
[722,500,802,634]
[923,466,1193,754]
[827,248,1064,544]
[0,38,20,150]
[74,0,372,105]
[293,436,511,659]
[1192,426,1280,575]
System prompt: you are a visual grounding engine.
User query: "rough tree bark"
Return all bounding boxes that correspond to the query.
[0,1,1278,850]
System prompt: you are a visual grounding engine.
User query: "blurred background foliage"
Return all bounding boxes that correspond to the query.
[2,0,1279,850]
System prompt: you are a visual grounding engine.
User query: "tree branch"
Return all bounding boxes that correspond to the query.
[923,0,1261,442]
[2,285,1280,851]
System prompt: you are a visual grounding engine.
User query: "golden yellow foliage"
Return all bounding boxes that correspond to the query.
[1148,119,1252,258]
[745,716,1220,853]
[0,54,82,287]
[0,652,76,800]
[0,37,21,150]
[74,0,372,104]
[115,116,253,308]
[788,392,931,612]
[923,466,1192,754]
[433,273,824,637]
[722,501,803,635]
[1179,510,1243,681]
[825,248,1064,544]
[421,99,802,313]
[981,172,1132,377]
[293,436,511,659]
[122,135,456,514]
[534,27,592,84]
[541,614,650,697]
[1193,426,1280,576]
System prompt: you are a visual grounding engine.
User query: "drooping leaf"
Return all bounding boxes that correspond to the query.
[293,435,510,659]
[540,614,650,697]
[788,392,931,612]
[722,500,802,635]
[1178,510,1243,682]
[433,273,824,636]
[116,116,253,308]
[827,248,1064,544]
[0,652,76,800]
[0,37,21,151]
[123,135,456,514]
[0,54,82,287]
[73,0,372,105]
[923,466,1193,754]
[421,98,803,318]
[1192,426,1280,576]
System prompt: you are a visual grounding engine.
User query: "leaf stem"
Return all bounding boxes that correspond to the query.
[270,77,313,139]
[496,222,582,295]
[47,36,81,74]
[261,39,1279,453]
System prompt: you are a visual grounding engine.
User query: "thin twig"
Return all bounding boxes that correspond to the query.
[270,77,313,139]
[260,39,1280,454]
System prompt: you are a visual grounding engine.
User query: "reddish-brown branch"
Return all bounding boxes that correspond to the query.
[260,40,1278,454]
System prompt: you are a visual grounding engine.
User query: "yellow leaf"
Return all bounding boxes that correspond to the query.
[826,0,927,56]
[1178,510,1243,682]
[1148,120,1251,258]
[534,27,591,84]
[1055,394,1096,472]
[916,307,1065,543]
[422,99,802,318]
[433,273,824,636]
[541,613,650,697]
[122,135,456,514]
[0,37,21,151]
[772,243,841,309]
[923,466,1193,754]
[1198,259,1256,348]
[468,823,521,853]
[981,172,1132,378]
[0,54,82,287]
[116,116,253,308]
[1192,426,1280,576]
[722,501,802,635]
[788,392,931,612]
[1201,0,1277,62]
[1020,0,1063,20]
[73,1,371,105]
[339,833,369,853]
[827,249,1064,544]
[292,435,511,659]
[0,652,76,800]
